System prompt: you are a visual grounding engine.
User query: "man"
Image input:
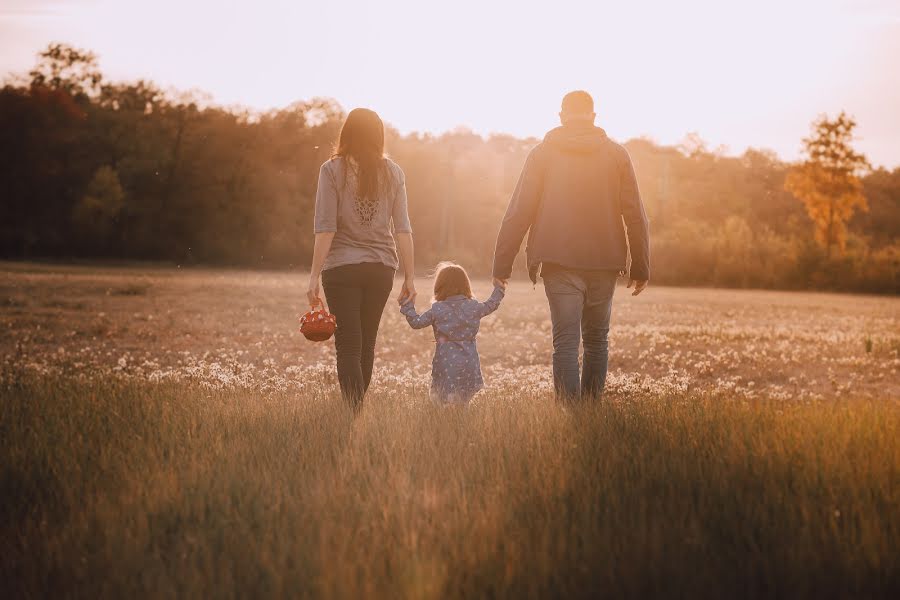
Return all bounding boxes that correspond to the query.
[492,90,650,399]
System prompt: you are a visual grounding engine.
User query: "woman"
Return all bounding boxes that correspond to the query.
[306,108,416,410]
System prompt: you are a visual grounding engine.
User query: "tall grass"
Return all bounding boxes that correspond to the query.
[1,376,898,598]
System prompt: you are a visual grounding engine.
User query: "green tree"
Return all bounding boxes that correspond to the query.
[28,43,102,99]
[72,166,125,244]
[785,112,869,257]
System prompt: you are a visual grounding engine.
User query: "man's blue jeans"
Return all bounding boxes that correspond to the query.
[542,268,618,399]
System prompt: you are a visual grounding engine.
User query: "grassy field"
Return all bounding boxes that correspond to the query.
[1,262,899,598]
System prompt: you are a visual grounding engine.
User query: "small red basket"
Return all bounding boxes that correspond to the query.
[299,307,337,342]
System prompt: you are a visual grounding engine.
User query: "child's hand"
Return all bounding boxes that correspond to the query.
[493,277,508,291]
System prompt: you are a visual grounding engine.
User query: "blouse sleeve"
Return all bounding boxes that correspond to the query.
[314,162,338,233]
[391,167,413,233]
[400,300,434,329]
[475,285,505,318]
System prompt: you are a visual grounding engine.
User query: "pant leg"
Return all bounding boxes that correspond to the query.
[543,270,586,399]
[581,271,618,399]
[358,264,395,393]
[322,266,365,407]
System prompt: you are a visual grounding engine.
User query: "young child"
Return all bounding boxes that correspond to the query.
[399,262,505,403]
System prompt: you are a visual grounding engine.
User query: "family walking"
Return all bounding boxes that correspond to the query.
[305,91,650,409]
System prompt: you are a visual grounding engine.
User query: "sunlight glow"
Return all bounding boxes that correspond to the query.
[1,0,898,165]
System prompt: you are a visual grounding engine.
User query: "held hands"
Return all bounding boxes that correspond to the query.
[397,277,417,306]
[492,277,508,291]
[627,279,648,296]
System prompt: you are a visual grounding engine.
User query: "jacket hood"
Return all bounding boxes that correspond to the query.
[543,125,609,154]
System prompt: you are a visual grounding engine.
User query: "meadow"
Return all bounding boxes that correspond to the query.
[1,262,899,598]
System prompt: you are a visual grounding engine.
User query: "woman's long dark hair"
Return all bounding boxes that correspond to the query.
[333,108,388,201]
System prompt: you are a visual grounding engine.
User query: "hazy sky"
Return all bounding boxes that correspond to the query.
[2,0,899,167]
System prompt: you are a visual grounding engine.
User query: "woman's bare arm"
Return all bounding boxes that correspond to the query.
[306,231,335,307]
[394,231,417,304]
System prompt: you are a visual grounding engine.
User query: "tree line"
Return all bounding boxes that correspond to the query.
[1,44,897,293]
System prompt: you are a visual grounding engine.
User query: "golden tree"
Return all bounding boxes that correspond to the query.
[785,112,869,258]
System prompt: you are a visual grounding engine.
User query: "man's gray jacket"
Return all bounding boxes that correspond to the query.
[492,124,650,283]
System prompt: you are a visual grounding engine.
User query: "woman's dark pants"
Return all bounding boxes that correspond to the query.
[322,262,394,409]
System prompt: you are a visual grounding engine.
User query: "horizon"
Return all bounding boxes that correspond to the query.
[1,0,899,169]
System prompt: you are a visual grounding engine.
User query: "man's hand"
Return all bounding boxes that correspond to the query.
[493,277,508,290]
[627,279,648,296]
[398,277,417,305]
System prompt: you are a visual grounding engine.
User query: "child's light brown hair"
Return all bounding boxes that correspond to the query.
[433,262,473,301]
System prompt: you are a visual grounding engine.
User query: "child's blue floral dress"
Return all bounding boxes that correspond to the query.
[400,285,505,401]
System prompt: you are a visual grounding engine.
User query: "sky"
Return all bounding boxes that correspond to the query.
[1,0,899,167]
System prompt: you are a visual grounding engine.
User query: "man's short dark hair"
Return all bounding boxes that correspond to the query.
[561,90,594,114]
